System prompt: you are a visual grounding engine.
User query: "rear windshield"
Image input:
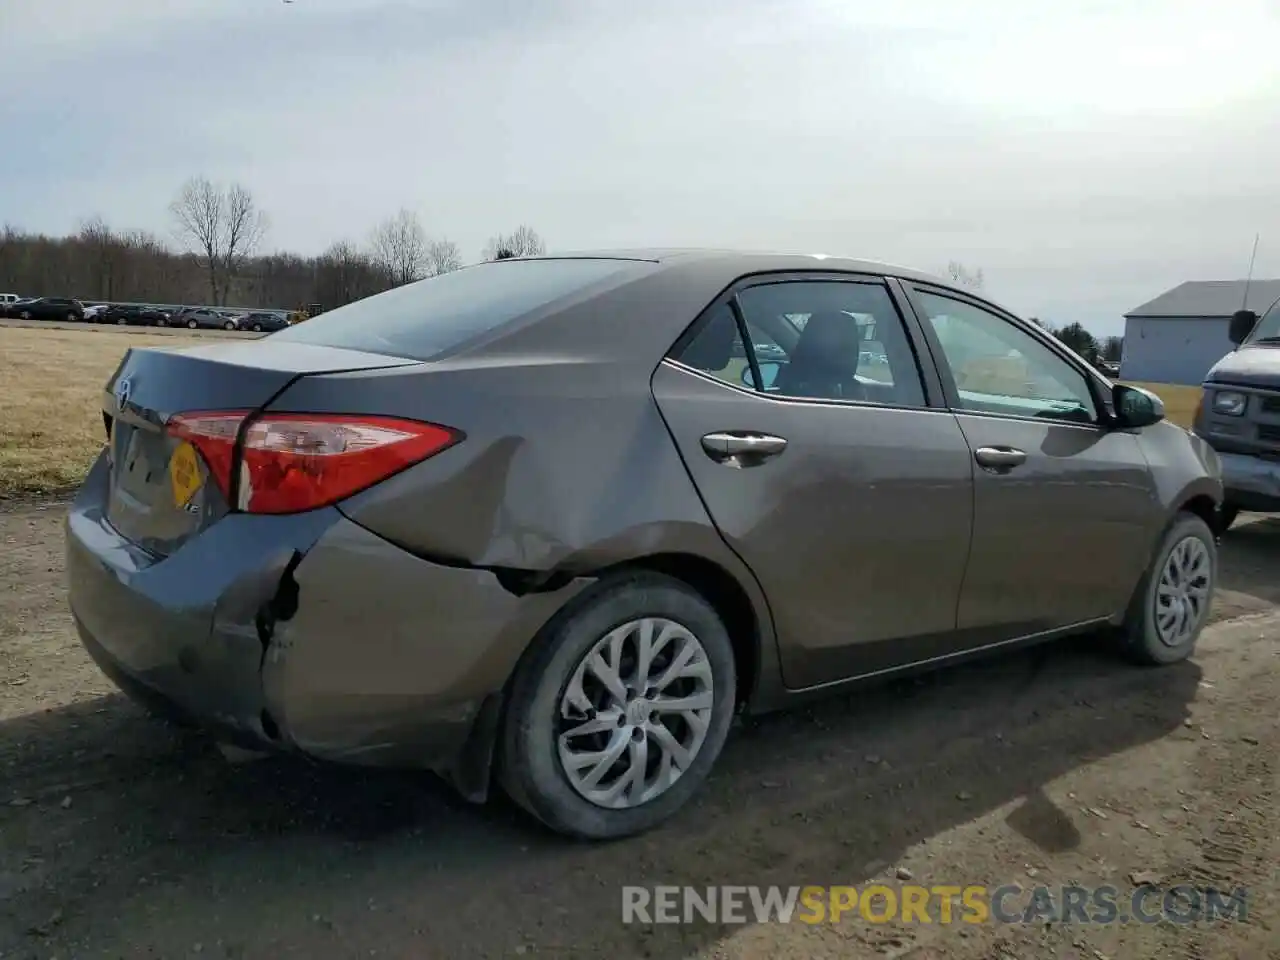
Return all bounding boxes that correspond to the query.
[270,257,648,361]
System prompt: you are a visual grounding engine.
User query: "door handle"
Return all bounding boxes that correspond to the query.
[974,446,1027,471]
[701,432,788,464]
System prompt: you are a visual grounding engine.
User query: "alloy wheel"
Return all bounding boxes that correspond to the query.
[1155,535,1211,647]
[557,617,714,809]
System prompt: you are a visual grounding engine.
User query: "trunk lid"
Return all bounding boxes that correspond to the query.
[102,341,420,556]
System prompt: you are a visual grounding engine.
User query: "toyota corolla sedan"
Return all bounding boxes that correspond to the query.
[67,250,1222,840]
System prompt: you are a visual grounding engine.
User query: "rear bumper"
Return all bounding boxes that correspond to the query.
[1217,451,1280,512]
[66,454,590,779]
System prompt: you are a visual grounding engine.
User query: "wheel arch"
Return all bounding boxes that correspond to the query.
[453,547,782,805]
[593,551,764,709]
[1177,491,1218,530]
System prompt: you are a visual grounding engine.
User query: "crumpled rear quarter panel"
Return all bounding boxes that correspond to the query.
[261,516,591,765]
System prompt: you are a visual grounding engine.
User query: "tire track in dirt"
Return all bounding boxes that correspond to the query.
[1167,646,1278,960]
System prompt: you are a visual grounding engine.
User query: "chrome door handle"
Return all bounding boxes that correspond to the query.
[701,432,788,463]
[974,446,1027,471]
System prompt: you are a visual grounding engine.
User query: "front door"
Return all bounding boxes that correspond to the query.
[652,276,975,689]
[903,285,1161,638]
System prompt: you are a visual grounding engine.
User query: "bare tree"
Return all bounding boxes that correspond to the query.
[369,208,429,287]
[170,177,267,304]
[483,225,546,260]
[945,261,985,290]
[77,216,117,300]
[425,238,463,276]
[316,239,387,306]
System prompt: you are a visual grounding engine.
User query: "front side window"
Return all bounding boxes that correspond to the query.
[914,290,1097,423]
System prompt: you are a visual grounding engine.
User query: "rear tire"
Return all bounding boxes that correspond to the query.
[1119,512,1216,665]
[499,572,736,840]
[187,319,198,329]
[224,321,236,330]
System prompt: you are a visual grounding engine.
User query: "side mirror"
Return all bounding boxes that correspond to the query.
[1113,384,1165,428]
[742,360,781,390]
[1229,309,1258,346]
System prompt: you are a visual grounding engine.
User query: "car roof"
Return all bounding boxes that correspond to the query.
[278,247,1021,376]
[407,247,1008,373]
[511,248,948,285]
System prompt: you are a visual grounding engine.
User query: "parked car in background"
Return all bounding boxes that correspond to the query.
[68,250,1223,841]
[239,311,291,333]
[12,297,85,322]
[83,304,110,322]
[172,308,240,330]
[0,293,22,309]
[0,297,35,317]
[101,304,171,326]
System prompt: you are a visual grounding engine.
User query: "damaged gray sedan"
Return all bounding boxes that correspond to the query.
[68,250,1222,839]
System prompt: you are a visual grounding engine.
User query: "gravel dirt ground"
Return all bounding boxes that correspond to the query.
[1,501,1277,959]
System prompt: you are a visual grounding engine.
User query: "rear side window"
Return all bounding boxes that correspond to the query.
[271,258,649,361]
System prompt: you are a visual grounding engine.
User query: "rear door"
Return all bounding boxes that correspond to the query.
[652,274,975,690]
[900,283,1160,637]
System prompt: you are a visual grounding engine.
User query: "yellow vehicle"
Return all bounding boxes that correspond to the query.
[287,303,323,324]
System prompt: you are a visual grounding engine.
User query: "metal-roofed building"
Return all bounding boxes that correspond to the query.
[1120,279,1280,386]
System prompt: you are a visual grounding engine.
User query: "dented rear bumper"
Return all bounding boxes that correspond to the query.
[66,452,589,792]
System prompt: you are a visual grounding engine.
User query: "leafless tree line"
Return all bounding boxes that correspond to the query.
[0,176,546,311]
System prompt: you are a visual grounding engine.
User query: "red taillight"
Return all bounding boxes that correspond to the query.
[167,412,460,514]
[167,411,246,502]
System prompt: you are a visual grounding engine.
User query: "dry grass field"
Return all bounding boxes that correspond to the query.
[1124,381,1203,429]
[0,326,177,495]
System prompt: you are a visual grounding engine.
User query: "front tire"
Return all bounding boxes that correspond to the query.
[499,572,737,840]
[187,319,198,329]
[1120,512,1216,665]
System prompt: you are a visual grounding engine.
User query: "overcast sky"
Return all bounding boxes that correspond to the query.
[2,0,1278,335]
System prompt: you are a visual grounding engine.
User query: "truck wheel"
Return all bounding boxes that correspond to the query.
[1119,512,1217,665]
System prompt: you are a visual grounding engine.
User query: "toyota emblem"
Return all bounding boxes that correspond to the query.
[114,376,133,408]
